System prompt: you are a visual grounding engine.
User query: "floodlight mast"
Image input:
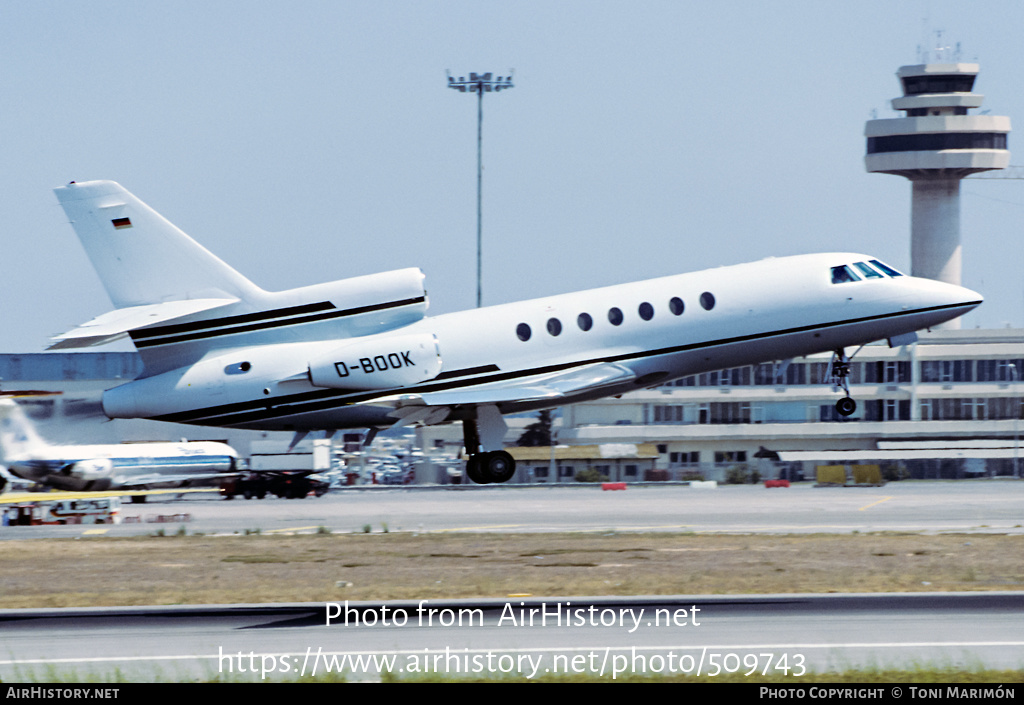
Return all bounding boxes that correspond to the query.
[447,71,514,308]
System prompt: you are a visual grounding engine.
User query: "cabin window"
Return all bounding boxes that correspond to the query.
[830,265,860,284]
[669,297,684,315]
[608,307,624,326]
[699,292,716,310]
[853,262,884,279]
[577,312,593,331]
[516,323,532,341]
[638,302,654,321]
[547,318,563,336]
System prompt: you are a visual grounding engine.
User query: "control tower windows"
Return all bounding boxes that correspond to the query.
[901,74,976,95]
[906,107,969,117]
[867,132,1007,154]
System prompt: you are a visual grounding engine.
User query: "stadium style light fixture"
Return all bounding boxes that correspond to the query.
[446,71,514,308]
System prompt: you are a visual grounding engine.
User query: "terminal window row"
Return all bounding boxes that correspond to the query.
[922,359,1024,383]
[647,397,1024,425]
[532,465,639,480]
[921,397,1024,422]
[662,361,907,388]
[659,359,1024,389]
[652,402,753,425]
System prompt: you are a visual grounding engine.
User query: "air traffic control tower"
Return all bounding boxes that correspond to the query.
[865,60,1009,325]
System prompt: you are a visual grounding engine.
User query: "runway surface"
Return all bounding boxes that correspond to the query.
[3,480,1023,539]
[2,481,1021,681]
[1,593,1021,681]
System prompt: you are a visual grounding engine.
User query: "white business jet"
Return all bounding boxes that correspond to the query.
[51,181,981,483]
[0,398,241,493]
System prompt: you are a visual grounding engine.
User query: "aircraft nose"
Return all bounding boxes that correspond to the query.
[959,284,984,307]
[905,276,983,327]
[940,280,983,310]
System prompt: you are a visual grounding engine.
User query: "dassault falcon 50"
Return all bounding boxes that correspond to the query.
[49,180,981,483]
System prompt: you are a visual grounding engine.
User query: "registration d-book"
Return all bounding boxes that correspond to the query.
[326,601,701,633]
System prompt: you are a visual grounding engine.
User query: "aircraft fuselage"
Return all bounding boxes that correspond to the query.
[99,252,981,432]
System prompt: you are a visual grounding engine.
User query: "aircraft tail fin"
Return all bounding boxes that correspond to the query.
[0,399,48,464]
[53,180,263,310]
[52,181,429,370]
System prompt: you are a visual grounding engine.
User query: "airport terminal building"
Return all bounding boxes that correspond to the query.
[556,328,1024,481]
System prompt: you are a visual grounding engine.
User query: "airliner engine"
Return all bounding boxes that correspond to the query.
[56,458,115,490]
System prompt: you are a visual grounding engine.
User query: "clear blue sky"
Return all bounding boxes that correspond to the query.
[3,0,1024,352]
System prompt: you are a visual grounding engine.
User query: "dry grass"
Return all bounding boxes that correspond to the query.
[2,532,1022,608]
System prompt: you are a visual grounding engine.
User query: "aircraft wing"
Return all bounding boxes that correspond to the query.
[48,298,239,349]
[366,362,636,423]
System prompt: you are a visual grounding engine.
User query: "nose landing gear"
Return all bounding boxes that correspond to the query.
[831,348,857,417]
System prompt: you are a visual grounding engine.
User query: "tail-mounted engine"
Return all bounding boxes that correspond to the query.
[61,458,114,481]
[48,458,116,490]
[308,333,442,390]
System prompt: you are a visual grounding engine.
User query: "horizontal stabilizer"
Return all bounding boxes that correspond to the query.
[48,298,239,349]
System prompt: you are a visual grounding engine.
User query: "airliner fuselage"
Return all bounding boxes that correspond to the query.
[0,399,240,492]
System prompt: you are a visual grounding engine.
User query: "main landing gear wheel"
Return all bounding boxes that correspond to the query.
[482,450,515,483]
[466,454,487,484]
[465,451,516,484]
[462,407,516,484]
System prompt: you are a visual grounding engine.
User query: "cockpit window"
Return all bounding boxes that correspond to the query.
[853,261,884,279]
[870,259,904,277]
[830,265,861,284]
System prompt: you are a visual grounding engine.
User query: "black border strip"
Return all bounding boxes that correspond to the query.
[148,299,980,427]
[131,302,336,340]
[130,297,427,348]
[434,364,501,380]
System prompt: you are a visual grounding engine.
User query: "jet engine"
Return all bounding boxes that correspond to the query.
[62,458,114,480]
[52,458,115,490]
[308,333,442,390]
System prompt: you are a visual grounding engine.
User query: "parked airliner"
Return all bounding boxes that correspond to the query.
[50,181,981,483]
[0,398,241,493]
